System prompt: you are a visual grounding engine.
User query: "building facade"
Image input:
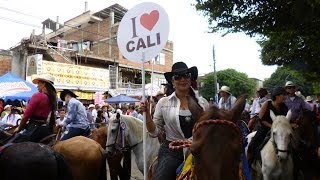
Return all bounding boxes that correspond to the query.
[5,3,173,102]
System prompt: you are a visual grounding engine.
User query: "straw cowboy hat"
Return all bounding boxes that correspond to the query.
[164,62,198,83]
[60,89,78,101]
[32,74,55,84]
[305,96,313,102]
[219,86,231,94]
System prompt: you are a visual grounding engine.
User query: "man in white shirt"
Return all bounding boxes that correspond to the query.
[218,86,237,110]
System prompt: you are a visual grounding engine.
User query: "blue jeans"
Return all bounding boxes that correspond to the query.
[60,127,90,141]
[155,141,184,180]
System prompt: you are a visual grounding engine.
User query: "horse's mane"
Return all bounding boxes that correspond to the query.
[122,115,143,143]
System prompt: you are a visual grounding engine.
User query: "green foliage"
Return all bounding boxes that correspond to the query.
[195,0,320,79]
[199,68,256,99]
[263,66,313,95]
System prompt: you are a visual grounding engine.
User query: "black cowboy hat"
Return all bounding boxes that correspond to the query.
[60,89,78,101]
[164,62,198,84]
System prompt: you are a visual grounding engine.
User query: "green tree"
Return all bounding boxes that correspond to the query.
[200,68,256,99]
[194,0,320,79]
[263,66,313,96]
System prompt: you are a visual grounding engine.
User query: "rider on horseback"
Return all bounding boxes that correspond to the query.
[59,89,90,141]
[12,74,57,143]
[247,86,288,167]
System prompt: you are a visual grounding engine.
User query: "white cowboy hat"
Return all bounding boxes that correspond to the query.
[219,86,231,94]
[3,105,11,110]
[88,104,95,109]
[285,81,295,87]
[32,74,55,84]
[305,96,313,102]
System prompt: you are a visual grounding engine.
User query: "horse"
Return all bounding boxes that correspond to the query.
[188,95,247,180]
[0,142,73,180]
[259,110,294,180]
[106,113,160,175]
[53,136,107,180]
[90,124,132,180]
[292,109,320,179]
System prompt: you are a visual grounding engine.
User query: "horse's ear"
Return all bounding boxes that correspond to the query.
[270,110,276,122]
[286,110,292,121]
[229,94,247,122]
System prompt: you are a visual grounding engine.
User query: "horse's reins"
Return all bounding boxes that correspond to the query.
[169,119,243,150]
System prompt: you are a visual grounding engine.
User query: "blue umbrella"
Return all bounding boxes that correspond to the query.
[0,72,38,101]
[105,94,140,103]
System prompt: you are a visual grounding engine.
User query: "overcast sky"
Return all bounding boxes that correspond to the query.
[0,0,277,80]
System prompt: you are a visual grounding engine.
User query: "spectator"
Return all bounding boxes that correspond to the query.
[218,86,237,110]
[1,105,11,119]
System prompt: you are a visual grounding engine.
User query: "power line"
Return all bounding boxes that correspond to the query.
[0,5,124,38]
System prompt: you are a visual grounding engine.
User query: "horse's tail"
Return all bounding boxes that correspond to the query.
[99,148,107,180]
[54,152,74,180]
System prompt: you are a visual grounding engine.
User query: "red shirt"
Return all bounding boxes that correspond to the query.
[24,92,51,120]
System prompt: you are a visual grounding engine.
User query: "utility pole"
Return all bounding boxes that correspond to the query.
[213,45,218,103]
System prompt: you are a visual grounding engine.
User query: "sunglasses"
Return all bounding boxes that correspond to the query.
[173,73,191,81]
[286,86,295,89]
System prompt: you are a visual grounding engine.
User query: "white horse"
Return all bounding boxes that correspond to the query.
[260,110,293,180]
[105,113,160,174]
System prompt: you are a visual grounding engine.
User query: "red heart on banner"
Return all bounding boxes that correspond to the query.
[140,10,159,31]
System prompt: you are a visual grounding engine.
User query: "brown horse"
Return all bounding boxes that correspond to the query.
[189,95,246,180]
[54,124,131,180]
[90,124,132,180]
[0,142,73,180]
[292,109,320,179]
[53,136,107,180]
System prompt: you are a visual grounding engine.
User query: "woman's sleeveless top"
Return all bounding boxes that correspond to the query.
[179,110,195,139]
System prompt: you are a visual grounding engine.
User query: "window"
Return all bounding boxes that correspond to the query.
[153,52,165,65]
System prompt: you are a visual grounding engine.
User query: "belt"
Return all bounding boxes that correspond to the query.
[29,119,47,124]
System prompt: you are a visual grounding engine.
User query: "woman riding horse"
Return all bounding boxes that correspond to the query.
[11,74,57,143]
[141,62,209,179]
[247,86,288,167]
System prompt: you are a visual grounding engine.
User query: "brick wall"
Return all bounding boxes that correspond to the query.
[55,17,173,73]
[0,54,12,75]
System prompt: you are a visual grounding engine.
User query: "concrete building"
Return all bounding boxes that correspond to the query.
[3,3,173,103]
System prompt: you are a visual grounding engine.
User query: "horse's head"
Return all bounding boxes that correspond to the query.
[296,109,318,148]
[190,95,246,179]
[270,110,293,160]
[106,113,143,156]
[106,113,122,155]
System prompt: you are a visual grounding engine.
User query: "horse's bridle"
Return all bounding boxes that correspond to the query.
[271,134,292,155]
[169,119,243,150]
[106,116,140,152]
[106,117,121,150]
[193,119,243,145]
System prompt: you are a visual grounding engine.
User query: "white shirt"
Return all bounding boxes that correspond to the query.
[92,109,97,122]
[218,95,237,110]
[151,91,209,141]
[103,111,113,124]
[2,114,21,126]
[250,97,268,117]
[56,117,65,126]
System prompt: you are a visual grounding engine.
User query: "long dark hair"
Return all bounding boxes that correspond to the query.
[188,87,204,122]
[45,82,57,129]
